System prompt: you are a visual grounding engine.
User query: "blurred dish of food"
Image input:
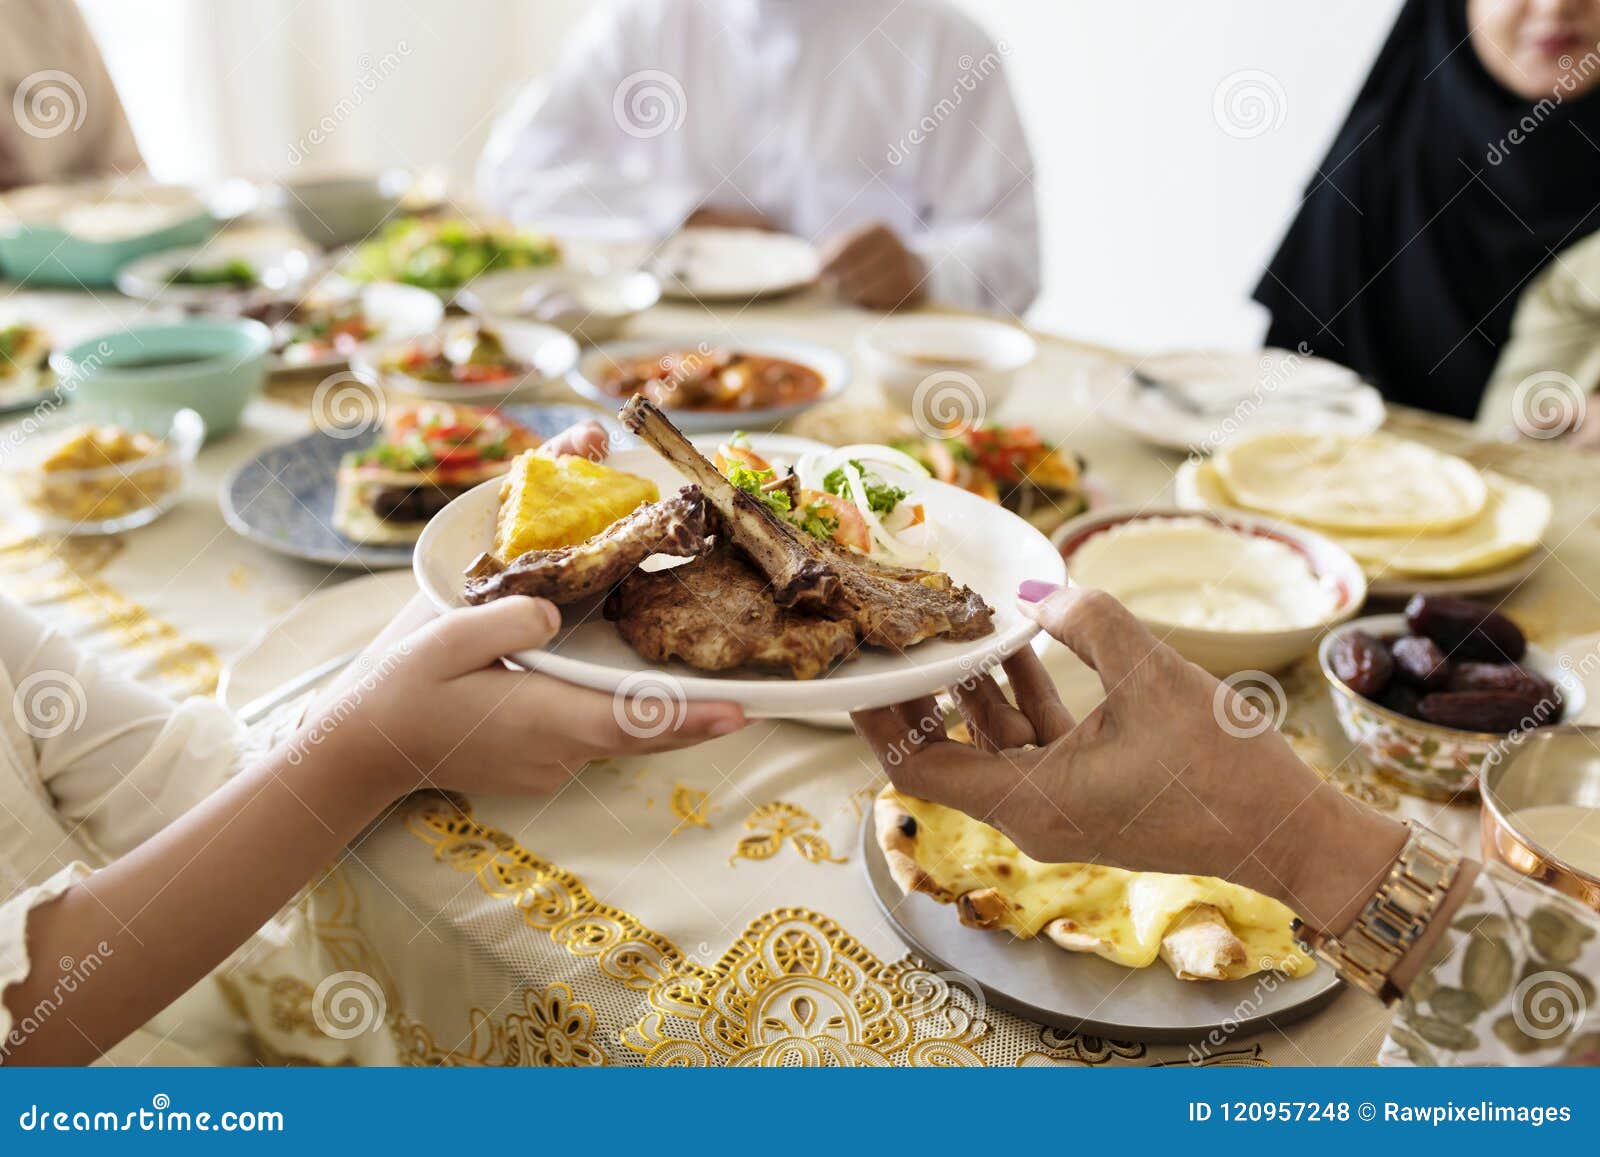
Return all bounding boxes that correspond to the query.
[1,408,203,535]
[115,242,315,305]
[895,424,1086,534]
[190,277,444,373]
[649,226,819,302]
[50,319,271,438]
[1056,508,1365,675]
[456,267,661,344]
[271,171,409,248]
[1482,728,1600,913]
[353,318,578,403]
[1103,349,1386,451]
[1175,431,1551,597]
[0,321,53,405]
[789,404,1097,535]
[857,315,1036,419]
[1320,598,1583,799]
[569,336,848,432]
[221,403,597,570]
[333,401,542,545]
[339,217,559,293]
[0,180,215,287]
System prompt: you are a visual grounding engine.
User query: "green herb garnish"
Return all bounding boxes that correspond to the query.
[823,460,906,515]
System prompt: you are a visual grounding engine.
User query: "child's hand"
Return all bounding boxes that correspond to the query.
[297,595,745,802]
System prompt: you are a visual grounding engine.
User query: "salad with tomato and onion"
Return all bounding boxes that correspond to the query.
[350,401,532,477]
[381,324,528,387]
[336,402,540,542]
[894,425,1086,531]
[712,435,940,570]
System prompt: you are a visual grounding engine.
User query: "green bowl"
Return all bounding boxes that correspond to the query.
[50,320,271,437]
[0,211,215,286]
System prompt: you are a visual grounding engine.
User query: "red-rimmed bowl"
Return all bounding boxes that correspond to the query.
[1052,506,1367,675]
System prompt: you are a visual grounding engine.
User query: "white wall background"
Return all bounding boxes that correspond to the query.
[77,0,1406,351]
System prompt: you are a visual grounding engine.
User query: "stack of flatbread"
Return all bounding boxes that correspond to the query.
[875,789,1313,982]
[1176,432,1550,581]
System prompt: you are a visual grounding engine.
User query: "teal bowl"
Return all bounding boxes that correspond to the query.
[50,320,271,437]
[0,211,215,286]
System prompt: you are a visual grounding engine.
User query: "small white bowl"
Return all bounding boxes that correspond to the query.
[456,267,660,345]
[271,171,408,249]
[857,316,1036,425]
[352,319,579,404]
[1053,506,1367,676]
[1319,614,1585,800]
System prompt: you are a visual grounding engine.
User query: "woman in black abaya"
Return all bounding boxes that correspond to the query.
[1254,0,1600,420]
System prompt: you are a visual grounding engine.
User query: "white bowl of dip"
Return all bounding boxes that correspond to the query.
[1053,507,1368,676]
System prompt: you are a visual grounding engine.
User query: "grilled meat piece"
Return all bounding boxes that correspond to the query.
[605,548,858,679]
[462,486,710,606]
[620,398,994,648]
[371,481,473,523]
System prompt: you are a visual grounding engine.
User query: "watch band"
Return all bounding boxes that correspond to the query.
[1292,823,1461,1005]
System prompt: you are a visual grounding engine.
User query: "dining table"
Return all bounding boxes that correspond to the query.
[6,259,1600,1069]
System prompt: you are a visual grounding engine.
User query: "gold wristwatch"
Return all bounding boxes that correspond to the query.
[1291,823,1461,1005]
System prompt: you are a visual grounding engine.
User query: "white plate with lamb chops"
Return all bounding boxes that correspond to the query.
[413,399,1067,717]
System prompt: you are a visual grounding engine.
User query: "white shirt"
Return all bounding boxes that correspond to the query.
[477,0,1040,315]
[0,596,246,1063]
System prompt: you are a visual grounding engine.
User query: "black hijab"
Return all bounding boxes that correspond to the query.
[1254,0,1600,418]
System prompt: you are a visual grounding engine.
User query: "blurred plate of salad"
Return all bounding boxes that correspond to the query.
[115,242,315,305]
[340,217,560,293]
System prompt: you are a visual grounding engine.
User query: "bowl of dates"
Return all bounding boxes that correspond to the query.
[1317,596,1584,799]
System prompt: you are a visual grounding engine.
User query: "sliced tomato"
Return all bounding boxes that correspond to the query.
[714,443,771,476]
[432,447,483,468]
[453,363,517,384]
[799,489,870,552]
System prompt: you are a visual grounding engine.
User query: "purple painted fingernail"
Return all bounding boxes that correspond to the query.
[1017,580,1061,603]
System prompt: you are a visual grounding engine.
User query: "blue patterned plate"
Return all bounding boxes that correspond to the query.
[220,403,607,570]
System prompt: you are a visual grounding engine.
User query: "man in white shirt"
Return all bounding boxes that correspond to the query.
[477,0,1039,315]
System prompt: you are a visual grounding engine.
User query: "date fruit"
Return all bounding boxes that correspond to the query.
[1380,682,1422,718]
[1416,690,1541,733]
[1404,595,1526,662]
[1331,631,1393,698]
[1390,635,1451,692]
[1448,661,1559,707]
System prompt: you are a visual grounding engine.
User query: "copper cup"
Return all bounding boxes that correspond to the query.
[1480,725,1600,914]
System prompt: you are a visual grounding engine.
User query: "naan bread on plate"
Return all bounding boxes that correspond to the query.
[1214,432,1487,535]
[874,788,1314,982]
[1175,459,1548,580]
[1334,471,1550,578]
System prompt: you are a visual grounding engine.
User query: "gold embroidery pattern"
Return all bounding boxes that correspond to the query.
[669,783,712,832]
[623,911,987,1067]
[728,801,846,867]
[395,983,607,1067]
[404,793,684,992]
[401,796,986,1067]
[0,533,220,696]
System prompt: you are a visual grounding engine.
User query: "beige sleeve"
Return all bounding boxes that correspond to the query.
[1478,231,1600,440]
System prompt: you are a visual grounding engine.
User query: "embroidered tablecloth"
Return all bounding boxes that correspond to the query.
[5,281,1598,1068]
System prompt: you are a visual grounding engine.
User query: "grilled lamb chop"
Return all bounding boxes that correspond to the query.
[605,547,858,679]
[462,485,710,606]
[619,398,994,648]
